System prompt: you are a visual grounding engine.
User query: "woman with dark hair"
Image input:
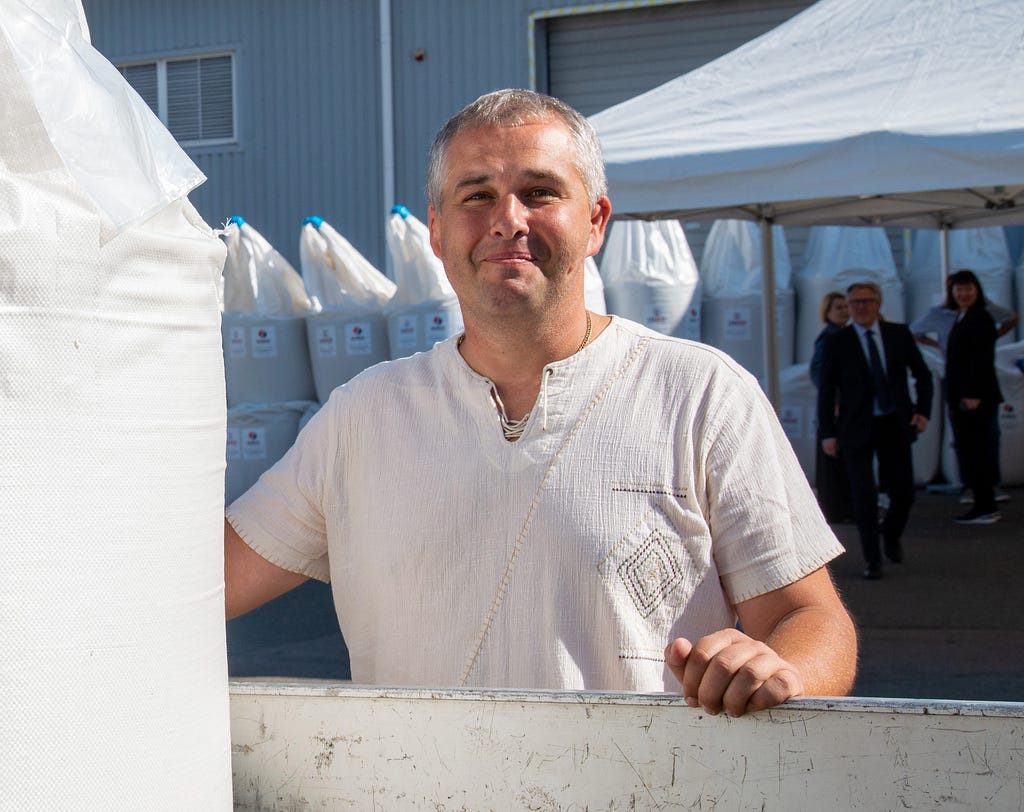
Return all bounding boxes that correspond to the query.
[945,270,1004,524]
[810,291,852,523]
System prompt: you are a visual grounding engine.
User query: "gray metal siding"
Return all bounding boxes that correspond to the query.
[84,0,385,271]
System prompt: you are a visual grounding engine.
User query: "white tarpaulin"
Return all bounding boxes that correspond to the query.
[590,0,1024,231]
[590,0,1024,405]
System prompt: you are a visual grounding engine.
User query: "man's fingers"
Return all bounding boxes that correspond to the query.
[667,631,804,717]
[676,629,747,712]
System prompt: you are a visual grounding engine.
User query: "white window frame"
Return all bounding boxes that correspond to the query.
[118,51,237,148]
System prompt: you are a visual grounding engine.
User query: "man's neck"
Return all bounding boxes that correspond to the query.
[458,309,608,420]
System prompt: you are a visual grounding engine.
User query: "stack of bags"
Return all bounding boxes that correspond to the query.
[221,217,318,504]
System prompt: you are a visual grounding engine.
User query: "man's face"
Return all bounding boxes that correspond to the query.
[427,119,611,324]
[847,288,881,327]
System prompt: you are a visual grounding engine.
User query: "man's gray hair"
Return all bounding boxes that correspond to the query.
[846,280,883,303]
[425,88,607,209]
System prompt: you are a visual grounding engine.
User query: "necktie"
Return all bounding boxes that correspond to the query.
[865,329,891,414]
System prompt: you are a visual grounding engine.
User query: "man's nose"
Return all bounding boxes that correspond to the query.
[490,194,529,240]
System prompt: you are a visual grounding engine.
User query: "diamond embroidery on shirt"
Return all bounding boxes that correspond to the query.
[617,529,684,618]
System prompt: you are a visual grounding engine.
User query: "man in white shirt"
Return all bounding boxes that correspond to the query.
[225,89,857,716]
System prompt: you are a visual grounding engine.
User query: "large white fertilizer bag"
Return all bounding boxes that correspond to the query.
[795,226,905,363]
[0,3,231,808]
[221,216,317,405]
[600,219,701,340]
[583,256,607,315]
[911,346,944,486]
[700,219,796,383]
[777,363,818,480]
[385,204,463,358]
[300,216,395,402]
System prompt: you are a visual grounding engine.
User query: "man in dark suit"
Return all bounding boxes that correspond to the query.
[818,281,933,580]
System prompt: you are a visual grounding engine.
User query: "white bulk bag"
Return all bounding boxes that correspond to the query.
[226,401,319,504]
[995,341,1024,486]
[911,346,944,486]
[0,4,231,807]
[1014,251,1024,342]
[221,217,316,404]
[700,219,796,381]
[778,363,818,480]
[385,205,463,358]
[905,228,1014,338]
[584,256,607,315]
[795,226,905,363]
[600,219,701,340]
[299,217,395,402]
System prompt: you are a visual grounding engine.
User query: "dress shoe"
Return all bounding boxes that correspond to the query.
[954,508,1002,525]
[883,538,903,563]
[862,564,883,580]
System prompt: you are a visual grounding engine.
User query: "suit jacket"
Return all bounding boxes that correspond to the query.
[945,305,1003,407]
[818,320,933,450]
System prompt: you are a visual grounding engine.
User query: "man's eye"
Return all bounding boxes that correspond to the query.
[526,188,557,200]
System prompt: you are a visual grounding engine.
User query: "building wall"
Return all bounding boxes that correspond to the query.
[80,0,833,274]
[84,0,386,270]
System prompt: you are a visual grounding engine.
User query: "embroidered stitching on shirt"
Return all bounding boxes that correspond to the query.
[617,529,685,618]
[611,485,688,499]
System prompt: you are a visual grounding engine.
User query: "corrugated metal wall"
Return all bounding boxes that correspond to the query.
[84,0,385,271]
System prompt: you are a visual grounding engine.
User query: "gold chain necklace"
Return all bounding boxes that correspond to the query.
[457,310,592,354]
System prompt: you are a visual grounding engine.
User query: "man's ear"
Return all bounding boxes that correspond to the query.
[427,204,442,259]
[586,196,613,257]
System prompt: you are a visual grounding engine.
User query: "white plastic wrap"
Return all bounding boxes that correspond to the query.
[700,219,796,378]
[0,0,205,232]
[221,217,316,404]
[299,216,396,312]
[795,226,905,363]
[385,205,463,358]
[905,228,1013,328]
[0,7,231,805]
[299,217,394,400]
[600,219,701,340]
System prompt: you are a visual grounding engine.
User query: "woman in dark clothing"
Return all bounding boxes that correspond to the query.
[945,270,1004,525]
[811,291,852,523]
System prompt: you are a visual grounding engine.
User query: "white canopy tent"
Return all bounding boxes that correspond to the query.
[590,0,1024,405]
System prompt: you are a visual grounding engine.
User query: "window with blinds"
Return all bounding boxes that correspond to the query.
[118,53,235,146]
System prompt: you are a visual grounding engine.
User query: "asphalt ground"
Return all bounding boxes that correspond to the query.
[228,486,1024,704]
[829,484,1024,702]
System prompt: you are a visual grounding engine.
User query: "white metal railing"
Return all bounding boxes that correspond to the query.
[229,679,1024,810]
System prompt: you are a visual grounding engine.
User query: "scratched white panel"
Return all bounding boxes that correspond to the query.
[229,682,1024,810]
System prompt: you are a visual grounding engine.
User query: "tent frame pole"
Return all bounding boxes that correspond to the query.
[760,216,781,412]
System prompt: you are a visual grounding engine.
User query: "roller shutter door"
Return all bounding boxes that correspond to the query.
[543,0,815,117]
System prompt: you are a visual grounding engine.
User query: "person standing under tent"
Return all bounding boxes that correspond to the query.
[943,270,1005,525]
[818,282,933,580]
[911,277,1017,505]
[809,291,852,524]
